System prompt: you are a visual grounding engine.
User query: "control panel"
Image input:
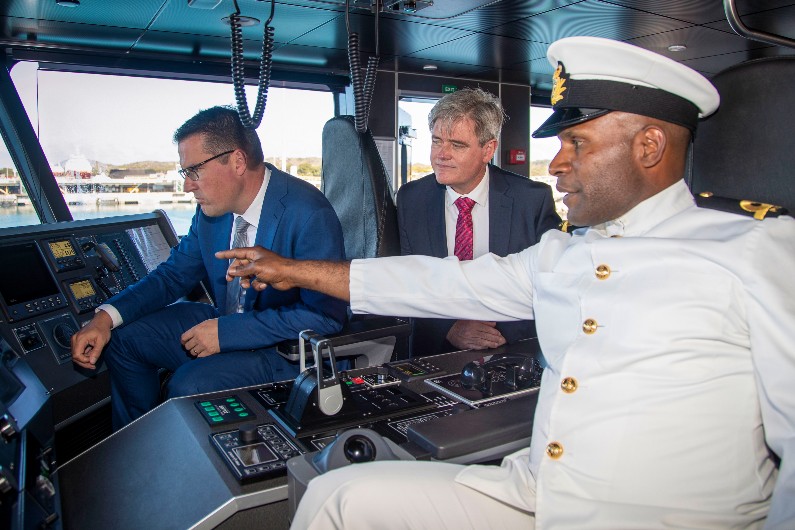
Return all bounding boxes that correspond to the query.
[204,350,544,486]
[55,343,544,530]
[211,422,303,483]
[0,212,179,428]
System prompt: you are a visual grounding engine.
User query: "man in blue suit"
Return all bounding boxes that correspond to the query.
[397,88,560,356]
[71,106,347,428]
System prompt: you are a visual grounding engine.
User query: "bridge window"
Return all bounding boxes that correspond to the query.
[397,97,436,188]
[530,106,567,220]
[4,62,334,235]
[0,142,30,228]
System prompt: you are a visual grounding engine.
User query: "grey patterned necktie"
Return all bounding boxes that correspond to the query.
[225,216,250,314]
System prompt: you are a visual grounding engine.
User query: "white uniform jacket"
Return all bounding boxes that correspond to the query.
[350,180,795,529]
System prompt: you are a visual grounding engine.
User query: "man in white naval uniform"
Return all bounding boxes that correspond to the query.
[218,37,795,529]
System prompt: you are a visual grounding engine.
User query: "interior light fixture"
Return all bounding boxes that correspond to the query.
[56,0,80,6]
[422,64,438,71]
[667,44,687,52]
[221,16,260,27]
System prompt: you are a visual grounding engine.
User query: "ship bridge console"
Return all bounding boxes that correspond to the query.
[0,212,541,530]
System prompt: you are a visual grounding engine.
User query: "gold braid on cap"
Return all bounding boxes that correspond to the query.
[551,63,567,106]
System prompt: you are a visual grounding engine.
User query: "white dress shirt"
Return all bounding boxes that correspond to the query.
[99,168,271,328]
[349,179,795,529]
[444,166,490,258]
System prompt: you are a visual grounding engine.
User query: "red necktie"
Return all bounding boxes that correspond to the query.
[454,196,476,261]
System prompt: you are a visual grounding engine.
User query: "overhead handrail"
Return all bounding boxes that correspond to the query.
[724,0,795,50]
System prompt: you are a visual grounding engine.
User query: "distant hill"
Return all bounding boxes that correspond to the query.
[104,161,177,173]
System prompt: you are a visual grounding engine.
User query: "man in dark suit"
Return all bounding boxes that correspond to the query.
[397,88,560,356]
[71,106,347,428]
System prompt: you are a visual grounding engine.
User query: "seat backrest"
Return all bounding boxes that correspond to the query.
[321,115,401,259]
[691,56,795,213]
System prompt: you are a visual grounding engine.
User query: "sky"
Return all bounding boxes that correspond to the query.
[1,61,560,170]
[1,61,335,168]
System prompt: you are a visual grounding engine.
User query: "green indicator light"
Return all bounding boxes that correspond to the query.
[200,401,211,406]
[230,403,240,407]
[238,412,249,417]
[208,411,219,417]
[204,406,214,411]
[234,407,244,412]
[226,397,235,402]
[212,417,224,422]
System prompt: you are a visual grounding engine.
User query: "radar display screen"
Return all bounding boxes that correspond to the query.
[69,279,96,300]
[48,239,76,259]
[0,243,60,305]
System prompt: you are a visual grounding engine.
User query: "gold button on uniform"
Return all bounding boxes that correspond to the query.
[582,319,598,334]
[546,442,564,459]
[561,377,578,393]
[595,264,611,280]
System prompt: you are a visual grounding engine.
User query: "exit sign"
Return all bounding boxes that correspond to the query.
[442,84,458,93]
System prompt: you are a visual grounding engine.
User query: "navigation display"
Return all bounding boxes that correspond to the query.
[49,239,76,259]
[0,243,60,305]
[69,280,96,300]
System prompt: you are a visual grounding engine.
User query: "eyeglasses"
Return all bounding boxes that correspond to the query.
[178,150,234,181]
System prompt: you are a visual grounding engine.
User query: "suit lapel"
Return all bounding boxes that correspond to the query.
[242,165,287,310]
[489,166,513,256]
[210,213,235,310]
[428,176,448,258]
[256,166,286,251]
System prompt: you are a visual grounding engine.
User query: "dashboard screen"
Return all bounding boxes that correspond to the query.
[0,243,61,305]
[49,239,76,259]
[69,279,96,300]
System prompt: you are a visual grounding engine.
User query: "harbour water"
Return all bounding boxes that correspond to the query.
[0,203,197,236]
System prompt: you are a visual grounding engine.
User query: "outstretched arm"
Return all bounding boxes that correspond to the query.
[216,246,352,302]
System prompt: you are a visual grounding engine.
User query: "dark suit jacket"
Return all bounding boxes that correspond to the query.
[397,164,561,357]
[108,164,348,351]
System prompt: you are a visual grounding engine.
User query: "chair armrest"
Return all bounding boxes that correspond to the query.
[276,315,410,361]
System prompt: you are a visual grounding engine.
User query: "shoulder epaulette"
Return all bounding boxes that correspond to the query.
[695,192,788,220]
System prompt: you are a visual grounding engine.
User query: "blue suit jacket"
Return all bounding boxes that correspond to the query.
[397,164,561,356]
[108,164,348,351]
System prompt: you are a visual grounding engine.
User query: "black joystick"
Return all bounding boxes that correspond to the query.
[461,360,488,390]
[238,424,258,444]
[343,435,376,463]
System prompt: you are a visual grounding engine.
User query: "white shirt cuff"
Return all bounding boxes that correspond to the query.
[96,304,123,329]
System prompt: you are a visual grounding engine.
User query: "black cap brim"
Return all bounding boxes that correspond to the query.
[532,107,611,138]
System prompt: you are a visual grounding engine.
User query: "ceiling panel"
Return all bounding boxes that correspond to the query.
[150,1,343,43]
[682,44,795,76]
[599,0,795,25]
[626,25,771,64]
[1,16,144,51]
[288,13,477,57]
[394,55,504,81]
[406,0,582,32]
[3,0,164,29]
[488,0,693,44]
[407,32,548,71]
[705,4,795,41]
[0,0,794,94]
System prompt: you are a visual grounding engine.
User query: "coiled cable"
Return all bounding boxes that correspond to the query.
[230,0,275,129]
[346,0,380,132]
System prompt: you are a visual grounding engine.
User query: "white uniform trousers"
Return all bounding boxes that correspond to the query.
[290,460,534,529]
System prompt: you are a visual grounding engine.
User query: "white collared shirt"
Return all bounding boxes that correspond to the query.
[230,166,271,249]
[444,166,490,258]
[100,167,271,328]
[349,179,795,528]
